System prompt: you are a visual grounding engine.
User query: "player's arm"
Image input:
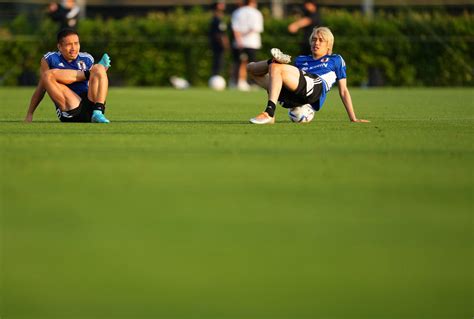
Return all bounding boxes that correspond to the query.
[233,30,244,49]
[240,13,263,35]
[46,68,86,84]
[231,14,246,48]
[337,78,370,123]
[25,58,49,122]
[220,31,230,50]
[288,17,312,34]
[44,54,109,84]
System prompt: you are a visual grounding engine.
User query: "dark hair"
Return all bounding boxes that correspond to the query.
[57,28,79,43]
[304,0,317,4]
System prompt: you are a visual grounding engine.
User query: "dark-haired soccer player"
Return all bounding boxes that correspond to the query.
[247,26,369,124]
[25,28,111,123]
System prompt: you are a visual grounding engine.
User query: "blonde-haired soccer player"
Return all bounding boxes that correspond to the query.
[248,26,369,124]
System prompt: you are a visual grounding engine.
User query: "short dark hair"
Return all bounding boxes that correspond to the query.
[57,28,79,43]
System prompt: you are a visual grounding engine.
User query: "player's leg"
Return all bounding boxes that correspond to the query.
[41,69,82,111]
[237,50,250,91]
[247,48,292,89]
[88,64,108,105]
[211,47,224,76]
[87,64,110,123]
[249,63,301,125]
[267,63,301,104]
[247,60,270,89]
[245,49,258,88]
[231,48,241,87]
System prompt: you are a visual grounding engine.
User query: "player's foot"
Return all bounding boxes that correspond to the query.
[249,112,275,124]
[98,53,111,68]
[271,48,291,64]
[91,110,110,123]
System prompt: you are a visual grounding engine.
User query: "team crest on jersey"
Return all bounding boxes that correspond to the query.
[77,61,87,71]
[321,58,329,62]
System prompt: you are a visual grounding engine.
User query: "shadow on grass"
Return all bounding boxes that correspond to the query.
[112,119,251,124]
[0,120,61,123]
[0,119,250,124]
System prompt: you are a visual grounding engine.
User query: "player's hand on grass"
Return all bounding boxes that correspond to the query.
[351,118,370,123]
[24,114,33,122]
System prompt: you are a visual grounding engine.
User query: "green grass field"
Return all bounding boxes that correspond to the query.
[1,87,473,319]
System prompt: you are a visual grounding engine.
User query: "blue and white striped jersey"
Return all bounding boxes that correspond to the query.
[295,54,347,110]
[43,51,94,96]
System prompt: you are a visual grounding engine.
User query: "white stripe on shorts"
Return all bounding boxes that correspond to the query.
[304,75,321,97]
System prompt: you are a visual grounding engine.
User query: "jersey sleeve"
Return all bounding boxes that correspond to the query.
[42,52,56,68]
[336,55,347,80]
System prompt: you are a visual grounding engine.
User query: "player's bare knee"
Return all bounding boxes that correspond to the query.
[91,64,106,77]
[269,63,283,75]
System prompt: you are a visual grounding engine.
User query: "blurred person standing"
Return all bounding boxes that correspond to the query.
[48,0,81,30]
[228,0,243,88]
[231,0,263,91]
[209,1,229,77]
[288,0,321,55]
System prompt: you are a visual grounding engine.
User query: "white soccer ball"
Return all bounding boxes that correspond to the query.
[208,75,226,91]
[170,76,190,89]
[288,104,315,123]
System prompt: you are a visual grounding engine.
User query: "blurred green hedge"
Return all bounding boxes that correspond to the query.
[1,7,473,86]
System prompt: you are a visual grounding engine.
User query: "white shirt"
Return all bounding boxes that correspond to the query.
[231,5,264,49]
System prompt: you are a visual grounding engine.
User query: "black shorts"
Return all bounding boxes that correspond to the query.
[232,47,258,63]
[55,92,95,123]
[278,70,323,110]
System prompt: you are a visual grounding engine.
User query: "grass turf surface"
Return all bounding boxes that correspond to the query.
[1,87,473,319]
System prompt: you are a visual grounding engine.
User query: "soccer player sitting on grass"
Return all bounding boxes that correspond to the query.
[248,26,369,124]
[25,28,111,123]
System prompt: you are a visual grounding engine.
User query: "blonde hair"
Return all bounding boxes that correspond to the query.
[309,27,334,55]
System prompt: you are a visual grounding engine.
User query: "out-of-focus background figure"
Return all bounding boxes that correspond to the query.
[209,1,229,77]
[48,0,81,30]
[231,0,263,91]
[288,0,321,55]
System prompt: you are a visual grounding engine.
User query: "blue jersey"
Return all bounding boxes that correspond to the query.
[43,51,94,96]
[295,54,347,110]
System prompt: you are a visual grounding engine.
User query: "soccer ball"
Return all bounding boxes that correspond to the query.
[288,104,315,123]
[208,75,226,91]
[170,76,190,89]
